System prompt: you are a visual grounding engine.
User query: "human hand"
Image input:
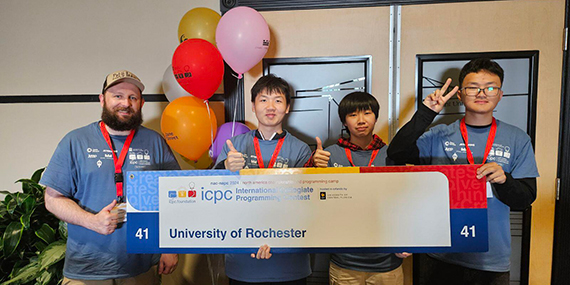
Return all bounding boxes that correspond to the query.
[224,140,245,172]
[90,200,119,235]
[396,252,412,258]
[251,244,272,259]
[313,137,331,168]
[158,254,178,275]
[423,78,459,113]
[477,162,506,184]
[110,203,126,224]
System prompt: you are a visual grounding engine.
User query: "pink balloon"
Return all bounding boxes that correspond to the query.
[216,6,270,77]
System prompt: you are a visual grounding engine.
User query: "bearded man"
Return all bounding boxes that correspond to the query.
[41,70,181,284]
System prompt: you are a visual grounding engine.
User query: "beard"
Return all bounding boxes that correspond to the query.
[101,102,143,131]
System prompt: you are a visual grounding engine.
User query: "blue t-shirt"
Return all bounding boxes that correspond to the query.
[326,143,403,272]
[417,120,539,272]
[40,122,180,280]
[214,130,312,282]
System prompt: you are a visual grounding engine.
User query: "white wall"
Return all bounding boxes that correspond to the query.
[0,0,220,191]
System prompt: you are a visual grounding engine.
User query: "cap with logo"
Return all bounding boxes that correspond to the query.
[102,70,145,93]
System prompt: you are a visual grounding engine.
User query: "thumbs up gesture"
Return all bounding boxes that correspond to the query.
[90,200,120,235]
[313,137,331,168]
[224,140,245,172]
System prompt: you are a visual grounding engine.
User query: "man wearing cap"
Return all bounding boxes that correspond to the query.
[42,70,180,284]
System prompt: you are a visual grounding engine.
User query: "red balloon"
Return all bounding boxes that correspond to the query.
[172,39,224,100]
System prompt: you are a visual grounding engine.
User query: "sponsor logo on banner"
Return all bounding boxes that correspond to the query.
[166,184,198,204]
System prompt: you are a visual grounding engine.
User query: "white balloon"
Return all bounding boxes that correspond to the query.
[162,64,192,102]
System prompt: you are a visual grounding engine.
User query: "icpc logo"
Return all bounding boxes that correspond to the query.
[200,187,233,204]
[167,182,197,200]
[188,182,196,198]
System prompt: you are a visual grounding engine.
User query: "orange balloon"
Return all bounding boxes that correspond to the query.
[161,96,217,160]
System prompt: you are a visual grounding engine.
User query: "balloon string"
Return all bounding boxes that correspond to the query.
[231,77,240,137]
[205,100,214,156]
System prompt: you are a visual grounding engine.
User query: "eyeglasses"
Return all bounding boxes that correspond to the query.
[461,87,502,97]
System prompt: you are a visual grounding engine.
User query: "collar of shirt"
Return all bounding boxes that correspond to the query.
[337,134,386,151]
[255,130,287,140]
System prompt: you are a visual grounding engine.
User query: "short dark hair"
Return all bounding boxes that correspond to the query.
[338,92,379,124]
[459,58,504,87]
[251,74,292,105]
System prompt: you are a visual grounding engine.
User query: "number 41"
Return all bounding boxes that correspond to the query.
[461,225,476,238]
[136,228,148,239]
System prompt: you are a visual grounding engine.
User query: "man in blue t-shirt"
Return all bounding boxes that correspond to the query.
[387,58,539,284]
[214,74,312,285]
[41,70,180,284]
[308,92,409,285]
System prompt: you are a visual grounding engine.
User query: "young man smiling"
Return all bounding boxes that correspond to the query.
[308,92,409,285]
[214,74,312,285]
[387,58,539,284]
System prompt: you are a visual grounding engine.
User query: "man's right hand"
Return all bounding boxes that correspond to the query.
[313,137,330,168]
[423,78,459,113]
[224,140,245,172]
[90,200,120,235]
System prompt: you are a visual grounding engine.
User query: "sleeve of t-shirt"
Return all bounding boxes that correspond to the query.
[295,143,312,167]
[39,134,75,198]
[159,137,181,171]
[510,134,540,179]
[417,128,439,165]
[325,145,336,167]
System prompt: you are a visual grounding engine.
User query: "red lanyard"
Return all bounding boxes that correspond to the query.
[459,118,497,165]
[100,122,135,201]
[345,148,379,167]
[253,136,285,168]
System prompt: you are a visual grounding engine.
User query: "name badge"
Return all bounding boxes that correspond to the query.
[486,182,494,198]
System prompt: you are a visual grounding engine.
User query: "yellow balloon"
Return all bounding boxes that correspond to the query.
[178,7,221,46]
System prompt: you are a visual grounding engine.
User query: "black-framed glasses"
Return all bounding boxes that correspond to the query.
[462,86,502,97]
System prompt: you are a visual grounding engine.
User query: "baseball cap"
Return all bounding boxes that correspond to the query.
[102,70,145,93]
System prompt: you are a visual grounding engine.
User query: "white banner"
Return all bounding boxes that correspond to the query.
[158,172,451,249]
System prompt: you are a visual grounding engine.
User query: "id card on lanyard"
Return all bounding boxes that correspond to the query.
[100,121,135,220]
[460,118,497,198]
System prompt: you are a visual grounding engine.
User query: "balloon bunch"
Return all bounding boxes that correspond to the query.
[161,6,268,161]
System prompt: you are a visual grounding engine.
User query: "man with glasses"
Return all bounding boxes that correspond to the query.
[388,58,538,284]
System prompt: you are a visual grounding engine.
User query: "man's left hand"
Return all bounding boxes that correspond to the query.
[158,254,178,275]
[477,162,506,184]
[395,252,411,258]
[251,244,272,259]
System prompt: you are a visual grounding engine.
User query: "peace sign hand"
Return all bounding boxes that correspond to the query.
[423,78,459,113]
